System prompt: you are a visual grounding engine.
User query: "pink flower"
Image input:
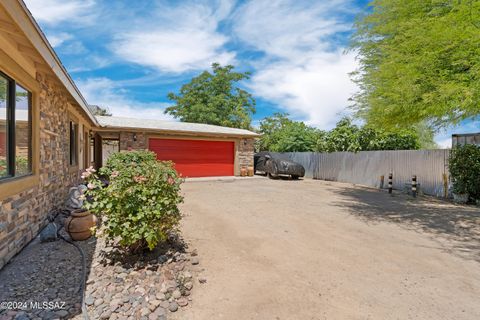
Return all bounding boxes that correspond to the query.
[82,166,96,179]
[86,166,96,173]
[81,171,91,179]
[111,171,119,178]
[87,183,95,189]
[167,176,175,185]
[133,176,147,183]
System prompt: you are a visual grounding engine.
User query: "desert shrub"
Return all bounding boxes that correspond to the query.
[448,144,480,200]
[83,150,183,251]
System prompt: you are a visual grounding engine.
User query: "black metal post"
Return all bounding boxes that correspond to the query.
[388,173,393,194]
[412,175,417,198]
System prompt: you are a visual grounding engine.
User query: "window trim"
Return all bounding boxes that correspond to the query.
[69,120,79,167]
[0,70,33,182]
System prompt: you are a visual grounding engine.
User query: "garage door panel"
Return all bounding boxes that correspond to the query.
[149,138,234,177]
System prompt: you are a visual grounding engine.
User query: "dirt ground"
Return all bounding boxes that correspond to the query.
[176,178,480,320]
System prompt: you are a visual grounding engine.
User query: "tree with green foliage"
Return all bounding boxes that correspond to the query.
[258,113,323,152]
[350,1,480,130]
[321,118,421,152]
[88,104,112,116]
[165,63,256,129]
[258,114,422,152]
[321,118,362,152]
[0,77,5,102]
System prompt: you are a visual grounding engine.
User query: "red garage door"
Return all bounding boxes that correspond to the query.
[149,138,234,177]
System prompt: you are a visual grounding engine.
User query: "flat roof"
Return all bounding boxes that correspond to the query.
[452,133,480,137]
[96,116,260,138]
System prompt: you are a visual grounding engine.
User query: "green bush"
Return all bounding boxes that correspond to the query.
[83,150,183,251]
[448,144,480,200]
[0,156,30,176]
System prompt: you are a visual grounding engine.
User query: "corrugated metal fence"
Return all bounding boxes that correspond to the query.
[277,150,450,197]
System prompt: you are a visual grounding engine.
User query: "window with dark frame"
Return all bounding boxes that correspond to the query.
[69,121,78,166]
[0,71,32,180]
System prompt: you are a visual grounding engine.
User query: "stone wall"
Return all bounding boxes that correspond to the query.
[119,131,147,151]
[238,138,255,170]
[0,73,80,270]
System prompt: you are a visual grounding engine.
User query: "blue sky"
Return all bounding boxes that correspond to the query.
[24,0,477,148]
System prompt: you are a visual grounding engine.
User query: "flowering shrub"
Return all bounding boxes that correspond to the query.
[82,151,183,251]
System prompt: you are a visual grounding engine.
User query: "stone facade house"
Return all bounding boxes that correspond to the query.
[0,0,258,269]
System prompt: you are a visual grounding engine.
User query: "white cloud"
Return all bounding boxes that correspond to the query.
[46,32,73,47]
[234,0,358,128]
[112,31,234,73]
[250,52,357,128]
[76,78,174,121]
[436,138,452,149]
[111,2,236,73]
[24,0,96,25]
[233,0,353,60]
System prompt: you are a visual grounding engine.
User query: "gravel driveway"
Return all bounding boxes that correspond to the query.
[177,178,480,320]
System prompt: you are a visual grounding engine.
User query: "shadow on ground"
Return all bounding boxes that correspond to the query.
[97,233,188,270]
[328,184,480,262]
[0,209,96,319]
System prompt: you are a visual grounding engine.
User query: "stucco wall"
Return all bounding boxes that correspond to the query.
[0,73,81,269]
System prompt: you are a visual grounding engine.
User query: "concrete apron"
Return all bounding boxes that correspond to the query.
[184,175,263,183]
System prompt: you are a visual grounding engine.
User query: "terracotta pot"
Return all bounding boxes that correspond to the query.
[240,167,247,177]
[247,166,254,177]
[65,209,97,241]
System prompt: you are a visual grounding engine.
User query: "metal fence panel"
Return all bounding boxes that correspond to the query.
[273,152,318,178]
[277,150,450,197]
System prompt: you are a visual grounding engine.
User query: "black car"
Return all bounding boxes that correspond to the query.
[254,152,305,179]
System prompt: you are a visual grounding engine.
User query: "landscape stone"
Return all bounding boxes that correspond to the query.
[168,301,179,312]
[177,297,189,307]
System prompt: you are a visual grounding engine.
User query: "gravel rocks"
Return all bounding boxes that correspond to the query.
[0,212,202,320]
[80,233,201,319]
[168,302,178,312]
[177,298,189,307]
[0,211,93,320]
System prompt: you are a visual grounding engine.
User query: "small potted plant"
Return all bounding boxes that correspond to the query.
[65,166,98,240]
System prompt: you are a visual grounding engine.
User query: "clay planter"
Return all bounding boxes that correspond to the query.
[65,209,97,241]
[240,167,247,177]
[247,166,254,177]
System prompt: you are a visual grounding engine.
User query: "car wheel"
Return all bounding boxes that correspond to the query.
[267,161,278,179]
[291,175,299,180]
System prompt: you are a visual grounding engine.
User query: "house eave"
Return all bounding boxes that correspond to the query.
[96,125,261,139]
[3,0,98,126]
